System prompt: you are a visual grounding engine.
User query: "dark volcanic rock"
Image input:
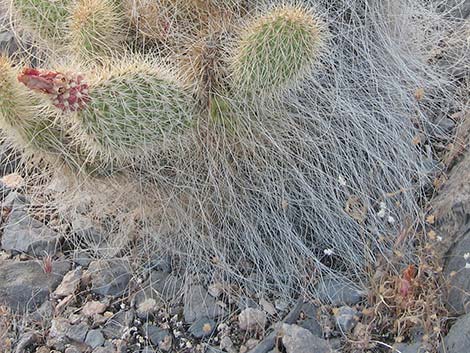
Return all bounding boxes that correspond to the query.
[0,260,70,313]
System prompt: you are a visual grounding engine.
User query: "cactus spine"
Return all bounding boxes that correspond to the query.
[231,5,324,95]
[69,0,126,59]
[18,60,194,164]
[0,56,78,163]
[9,0,71,45]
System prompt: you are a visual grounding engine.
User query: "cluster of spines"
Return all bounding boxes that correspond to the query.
[2,1,326,174]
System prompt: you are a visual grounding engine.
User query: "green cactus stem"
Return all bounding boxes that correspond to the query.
[10,0,71,44]
[18,61,194,164]
[231,5,325,95]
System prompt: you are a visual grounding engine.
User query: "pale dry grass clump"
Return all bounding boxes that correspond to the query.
[2,0,468,308]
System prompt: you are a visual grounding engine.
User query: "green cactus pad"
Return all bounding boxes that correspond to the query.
[0,57,77,161]
[12,0,71,44]
[74,62,194,162]
[231,5,324,95]
[69,0,125,59]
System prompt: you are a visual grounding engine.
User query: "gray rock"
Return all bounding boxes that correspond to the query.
[148,270,183,301]
[238,296,259,310]
[297,302,322,336]
[1,203,61,256]
[394,341,422,353]
[314,276,365,306]
[85,329,105,349]
[29,300,54,322]
[73,249,93,267]
[238,308,267,331]
[102,310,135,339]
[183,285,226,323]
[334,306,359,333]
[88,259,132,297]
[247,330,277,353]
[0,260,70,313]
[441,313,470,353]
[67,322,89,343]
[141,347,157,353]
[299,318,322,337]
[142,324,172,350]
[443,230,470,315]
[93,346,115,353]
[145,254,172,273]
[14,331,39,353]
[50,318,72,339]
[279,324,332,353]
[64,346,81,353]
[189,317,216,338]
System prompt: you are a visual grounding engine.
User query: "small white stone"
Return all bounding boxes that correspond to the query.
[464,253,470,260]
[387,216,395,224]
[323,248,334,256]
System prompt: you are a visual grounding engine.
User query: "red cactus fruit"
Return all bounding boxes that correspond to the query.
[18,68,90,112]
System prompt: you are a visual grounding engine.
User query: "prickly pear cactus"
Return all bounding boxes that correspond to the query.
[1,1,459,328]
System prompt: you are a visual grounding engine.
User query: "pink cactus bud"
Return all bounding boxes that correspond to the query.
[18,68,90,112]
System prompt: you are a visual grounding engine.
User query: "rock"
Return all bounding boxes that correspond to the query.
[246,330,278,353]
[72,250,93,267]
[64,346,81,353]
[259,298,277,316]
[299,318,322,337]
[220,336,237,353]
[88,259,132,297]
[443,231,470,315]
[189,317,216,338]
[238,296,259,310]
[1,203,61,256]
[208,282,224,298]
[102,310,135,339]
[314,276,365,306]
[29,300,54,322]
[394,341,422,353]
[93,346,115,353]
[49,318,72,339]
[239,308,267,331]
[148,270,183,301]
[54,267,82,297]
[14,331,39,353]
[0,260,70,313]
[183,285,226,323]
[85,329,105,349]
[66,322,89,343]
[334,306,359,333]
[279,324,332,353]
[141,347,157,353]
[82,300,108,317]
[441,313,470,353]
[142,324,172,351]
[145,254,172,273]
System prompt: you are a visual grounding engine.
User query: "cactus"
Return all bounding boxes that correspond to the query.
[18,59,194,164]
[230,5,325,95]
[69,0,126,60]
[9,0,71,45]
[0,56,65,157]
